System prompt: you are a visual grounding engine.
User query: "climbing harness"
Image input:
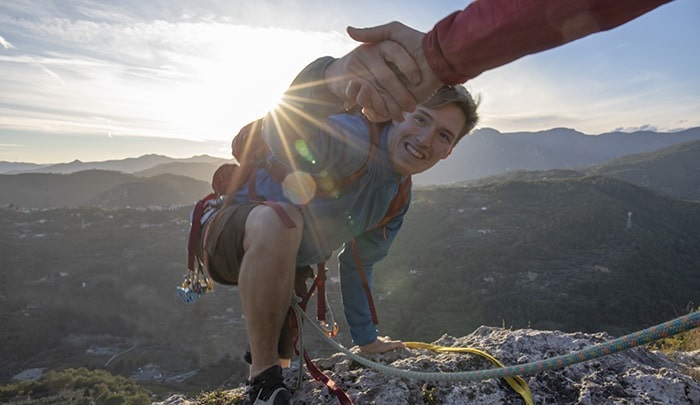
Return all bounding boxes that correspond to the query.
[293,305,699,403]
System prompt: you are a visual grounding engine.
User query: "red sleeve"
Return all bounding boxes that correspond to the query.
[424,0,674,85]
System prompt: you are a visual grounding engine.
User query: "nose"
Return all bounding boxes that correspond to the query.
[415,129,431,146]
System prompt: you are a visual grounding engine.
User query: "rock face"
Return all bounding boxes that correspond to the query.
[156,326,700,405]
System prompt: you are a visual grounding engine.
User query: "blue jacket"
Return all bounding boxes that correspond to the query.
[232,58,411,345]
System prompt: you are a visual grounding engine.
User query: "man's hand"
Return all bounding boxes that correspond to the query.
[359,336,406,353]
[324,38,420,122]
[348,22,444,106]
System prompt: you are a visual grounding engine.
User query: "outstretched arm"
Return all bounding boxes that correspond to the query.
[348,0,674,105]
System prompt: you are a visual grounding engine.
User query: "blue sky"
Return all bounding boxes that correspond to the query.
[1,0,698,163]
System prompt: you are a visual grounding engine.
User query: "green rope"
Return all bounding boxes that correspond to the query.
[295,306,699,383]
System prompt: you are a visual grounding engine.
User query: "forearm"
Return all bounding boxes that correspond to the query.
[337,215,405,345]
[338,246,378,346]
[424,0,673,84]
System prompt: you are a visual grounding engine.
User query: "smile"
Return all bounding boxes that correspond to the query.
[405,143,425,159]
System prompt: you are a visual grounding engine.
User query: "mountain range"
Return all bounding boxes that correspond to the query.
[413,126,700,185]
[0,154,228,176]
[2,126,700,187]
[2,134,699,209]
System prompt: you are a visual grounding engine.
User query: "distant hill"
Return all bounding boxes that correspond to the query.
[586,139,700,201]
[4,154,229,176]
[0,170,136,208]
[457,140,700,202]
[16,154,175,174]
[0,162,49,174]
[87,174,213,208]
[0,170,212,208]
[134,161,228,184]
[414,126,700,185]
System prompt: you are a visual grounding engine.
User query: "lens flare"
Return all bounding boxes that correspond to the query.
[282,171,316,205]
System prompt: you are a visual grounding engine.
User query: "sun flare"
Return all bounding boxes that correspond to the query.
[152,25,351,143]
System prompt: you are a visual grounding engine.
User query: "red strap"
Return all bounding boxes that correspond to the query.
[259,200,296,229]
[187,193,216,270]
[300,277,317,310]
[316,263,326,322]
[351,239,379,325]
[303,350,354,405]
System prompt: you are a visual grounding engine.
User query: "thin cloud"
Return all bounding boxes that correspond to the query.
[37,65,66,85]
[0,34,14,49]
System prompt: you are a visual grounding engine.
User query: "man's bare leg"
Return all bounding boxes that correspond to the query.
[238,203,302,380]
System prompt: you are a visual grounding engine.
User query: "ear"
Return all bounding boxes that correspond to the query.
[442,147,453,160]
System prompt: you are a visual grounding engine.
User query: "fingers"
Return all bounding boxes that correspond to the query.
[347,22,398,43]
[348,22,422,87]
[353,42,418,119]
[325,34,422,121]
[344,79,393,122]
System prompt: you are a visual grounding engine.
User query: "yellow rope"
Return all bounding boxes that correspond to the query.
[404,342,534,405]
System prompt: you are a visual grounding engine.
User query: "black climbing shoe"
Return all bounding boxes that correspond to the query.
[245,365,292,405]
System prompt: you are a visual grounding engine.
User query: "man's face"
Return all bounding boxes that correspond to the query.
[387,104,465,176]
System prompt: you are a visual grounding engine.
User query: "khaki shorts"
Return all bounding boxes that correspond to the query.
[200,202,259,285]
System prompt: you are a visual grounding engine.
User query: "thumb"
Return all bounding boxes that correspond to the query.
[347,23,394,43]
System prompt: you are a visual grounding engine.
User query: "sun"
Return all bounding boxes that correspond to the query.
[151,25,351,145]
[131,23,354,146]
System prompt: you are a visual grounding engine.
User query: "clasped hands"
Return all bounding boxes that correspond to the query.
[325,22,444,123]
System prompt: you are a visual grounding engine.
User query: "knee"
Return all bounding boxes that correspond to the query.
[245,203,303,248]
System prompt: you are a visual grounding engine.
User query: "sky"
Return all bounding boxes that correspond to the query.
[1,0,698,164]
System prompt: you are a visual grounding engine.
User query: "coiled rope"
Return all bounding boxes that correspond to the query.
[295,305,699,383]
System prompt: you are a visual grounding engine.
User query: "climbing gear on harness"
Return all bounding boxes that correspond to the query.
[180,192,221,304]
[176,276,211,304]
[298,263,339,337]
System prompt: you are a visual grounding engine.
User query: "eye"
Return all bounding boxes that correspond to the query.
[413,114,427,125]
[439,131,454,144]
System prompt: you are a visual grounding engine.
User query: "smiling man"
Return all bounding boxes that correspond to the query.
[196,44,478,404]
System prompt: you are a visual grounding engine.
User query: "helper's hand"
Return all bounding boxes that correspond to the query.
[324,39,420,123]
[359,336,406,353]
[348,22,444,106]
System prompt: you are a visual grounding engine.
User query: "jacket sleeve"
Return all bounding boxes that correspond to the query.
[337,201,409,346]
[423,0,673,84]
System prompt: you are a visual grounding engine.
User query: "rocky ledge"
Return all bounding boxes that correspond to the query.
[157,325,700,404]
